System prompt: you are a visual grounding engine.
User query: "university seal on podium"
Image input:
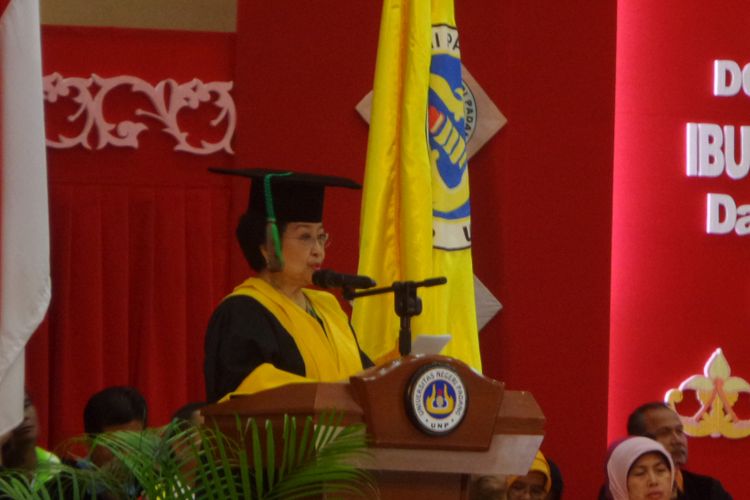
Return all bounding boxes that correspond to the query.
[406,363,468,435]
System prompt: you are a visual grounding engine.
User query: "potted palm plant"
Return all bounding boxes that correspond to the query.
[0,412,374,499]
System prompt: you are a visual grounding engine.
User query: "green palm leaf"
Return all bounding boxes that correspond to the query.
[0,411,374,499]
[197,411,374,499]
[0,453,121,500]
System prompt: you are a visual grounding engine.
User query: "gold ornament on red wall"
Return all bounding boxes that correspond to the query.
[665,348,750,439]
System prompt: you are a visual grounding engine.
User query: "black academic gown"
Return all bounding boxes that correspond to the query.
[204,295,306,402]
[204,295,372,403]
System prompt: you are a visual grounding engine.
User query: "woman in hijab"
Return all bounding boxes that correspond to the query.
[607,436,674,500]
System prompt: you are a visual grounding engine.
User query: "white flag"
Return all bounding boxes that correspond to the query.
[0,0,51,436]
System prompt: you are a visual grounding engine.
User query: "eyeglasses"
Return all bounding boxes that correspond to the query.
[285,232,331,249]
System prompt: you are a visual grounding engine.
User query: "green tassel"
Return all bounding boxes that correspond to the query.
[265,218,283,271]
[263,172,292,271]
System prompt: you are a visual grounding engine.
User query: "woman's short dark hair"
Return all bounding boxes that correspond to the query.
[83,386,148,435]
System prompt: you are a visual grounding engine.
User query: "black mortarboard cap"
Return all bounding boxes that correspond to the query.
[210,167,361,222]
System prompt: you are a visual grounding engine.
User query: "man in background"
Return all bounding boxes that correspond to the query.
[627,402,730,499]
[45,385,148,499]
[600,402,731,499]
[82,386,147,469]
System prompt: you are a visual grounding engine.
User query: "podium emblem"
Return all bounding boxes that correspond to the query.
[406,363,468,435]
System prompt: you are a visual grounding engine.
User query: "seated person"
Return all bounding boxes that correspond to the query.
[468,450,552,500]
[628,402,731,499]
[0,431,9,463]
[0,430,9,497]
[165,401,209,496]
[1,391,60,490]
[505,450,552,500]
[599,402,732,499]
[45,386,148,500]
[0,429,12,468]
[468,474,505,500]
[607,436,674,500]
[171,401,207,428]
[204,168,373,402]
[82,385,148,468]
[168,401,206,457]
[547,457,563,500]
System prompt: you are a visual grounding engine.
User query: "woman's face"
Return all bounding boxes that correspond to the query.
[278,222,327,285]
[507,471,547,500]
[626,452,672,500]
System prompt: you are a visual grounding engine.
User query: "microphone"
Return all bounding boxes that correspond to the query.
[312,269,376,290]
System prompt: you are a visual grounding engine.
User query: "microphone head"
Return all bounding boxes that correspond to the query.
[312,269,334,288]
[312,269,376,289]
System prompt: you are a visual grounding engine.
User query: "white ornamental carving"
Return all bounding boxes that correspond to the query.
[43,73,235,155]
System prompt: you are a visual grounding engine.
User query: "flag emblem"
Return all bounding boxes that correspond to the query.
[429,24,471,250]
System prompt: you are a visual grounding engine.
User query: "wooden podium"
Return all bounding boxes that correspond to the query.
[202,355,544,499]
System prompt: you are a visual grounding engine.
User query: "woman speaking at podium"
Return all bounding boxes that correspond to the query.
[204,168,372,402]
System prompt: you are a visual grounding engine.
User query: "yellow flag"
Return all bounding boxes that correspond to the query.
[352,0,481,371]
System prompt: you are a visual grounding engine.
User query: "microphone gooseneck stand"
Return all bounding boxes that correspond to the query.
[344,277,447,356]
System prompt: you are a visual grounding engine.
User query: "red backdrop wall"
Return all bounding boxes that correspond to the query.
[26,1,748,498]
[610,0,750,494]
